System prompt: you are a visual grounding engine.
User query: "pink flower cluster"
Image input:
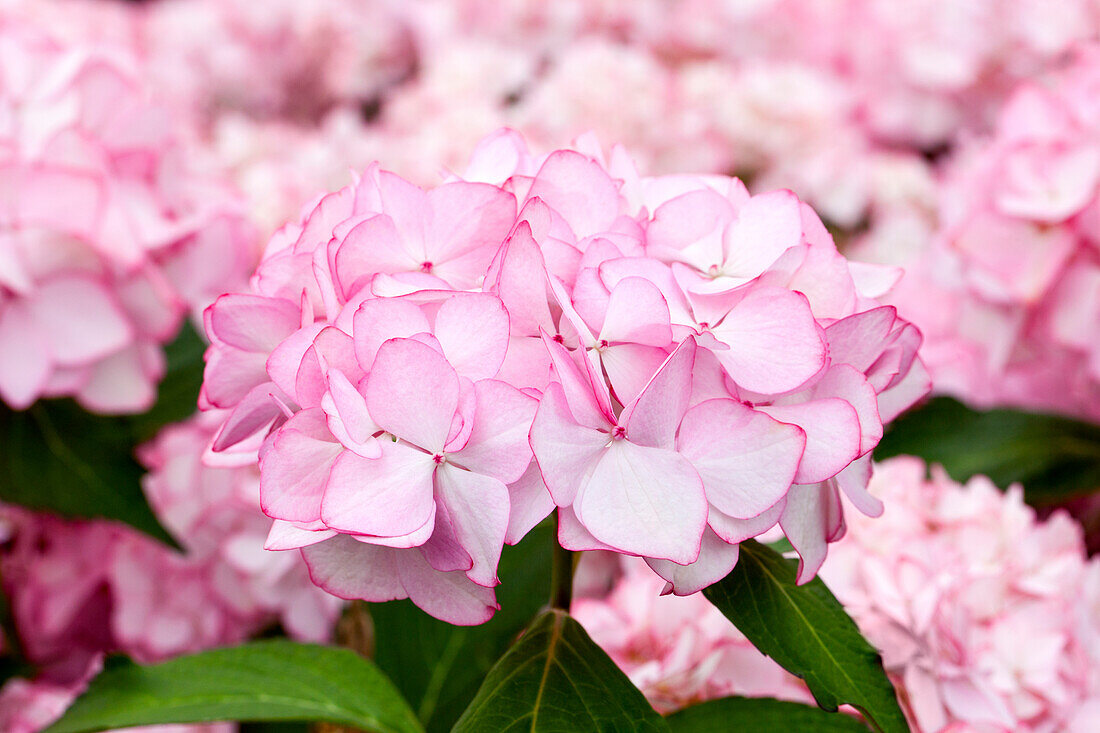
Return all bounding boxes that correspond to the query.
[821,458,1100,732]
[0,19,255,413]
[202,130,929,624]
[0,413,339,679]
[875,46,1100,420]
[572,556,811,713]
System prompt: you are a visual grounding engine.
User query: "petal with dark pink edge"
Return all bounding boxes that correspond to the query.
[528,382,609,507]
[575,440,706,565]
[646,527,740,595]
[678,398,804,519]
[396,550,499,626]
[319,440,436,538]
[302,536,406,601]
[365,338,459,452]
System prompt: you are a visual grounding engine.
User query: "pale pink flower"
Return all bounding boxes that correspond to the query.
[881,46,1100,419]
[0,19,255,413]
[821,457,1100,732]
[573,557,812,714]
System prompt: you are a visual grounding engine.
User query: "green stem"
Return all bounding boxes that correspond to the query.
[549,516,575,611]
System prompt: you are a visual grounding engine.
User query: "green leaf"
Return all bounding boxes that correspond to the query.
[0,399,179,548]
[371,521,554,732]
[667,697,871,732]
[703,541,908,733]
[45,640,423,733]
[874,397,1100,504]
[452,609,669,733]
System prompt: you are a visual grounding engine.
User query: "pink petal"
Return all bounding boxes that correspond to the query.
[779,481,844,584]
[265,521,337,550]
[645,528,740,595]
[505,462,556,545]
[621,337,695,450]
[266,322,326,402]
[833,454,883,518]
[319,440,436,538]
[540,331,612,430]
[557,506,618,552]
[711,286,826,394]
[259,408,343,523]
[334,214,418,297]
[420,499,474,575]
[208,293,301,352]
[351,298,431,370]
[396,549,499,625]
[321,370,380,457]
[301,536,407,602]
[758,399,861,484]
[0,301,50,408]
[877,357,931,423]
[454,379,537,483]
[678,399,805,519]
[202,345,270,408]
[708,498,786,544]
[528,382,609,507]
[212,382,287,451]
[365,338,459,452]
[722,189,804,278]
[77,344,158,413]
[575,440,707,564]
[426,182,516,277]
[485,222,554,336]
[434,464,509,587]
[32,276,132,366]
[527,150,621,239]
[824,307,897,374]
[599,343,672,408]
[598,277,673,347]
[811,365,882,455]
[434,293,510,381]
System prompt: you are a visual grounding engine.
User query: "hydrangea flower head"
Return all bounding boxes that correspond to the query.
[202,130,929,623]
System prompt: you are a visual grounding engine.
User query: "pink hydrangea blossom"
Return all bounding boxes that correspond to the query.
[573,556,812,714]
[820,457,1100,732]
[202,130,927,623]
[874,46,1100,419]
[0,19,255,413]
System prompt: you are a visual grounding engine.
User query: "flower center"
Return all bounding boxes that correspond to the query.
[611,425,626,440]
[420,261,434,273]
[433,453,446,465]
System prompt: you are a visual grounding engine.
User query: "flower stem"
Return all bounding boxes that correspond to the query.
[550,516,575,611]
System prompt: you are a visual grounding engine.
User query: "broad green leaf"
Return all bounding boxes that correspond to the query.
[875,397,1100,504]
[45,640,423,733]
[667,697,871,732]
[371,521,554,732]
[703,541,908,733]
[0,399,179,548]
[452,609,669,733]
